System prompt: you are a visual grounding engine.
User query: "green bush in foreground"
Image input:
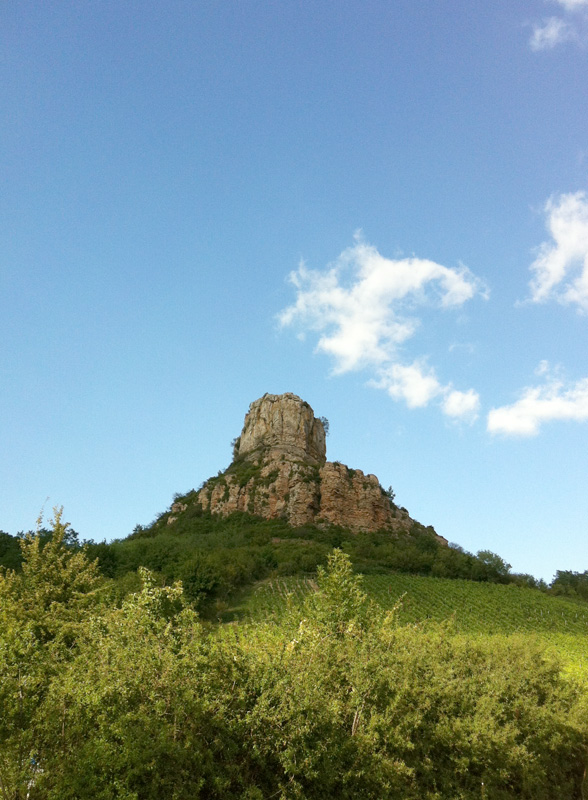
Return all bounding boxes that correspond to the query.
[1,527,586,799]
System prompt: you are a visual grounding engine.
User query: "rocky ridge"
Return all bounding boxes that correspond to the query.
[170,392,445,541]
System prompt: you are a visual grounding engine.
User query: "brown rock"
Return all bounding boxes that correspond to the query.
[194,392,441,539]
[317,462,399,532]
[236,392,326,465]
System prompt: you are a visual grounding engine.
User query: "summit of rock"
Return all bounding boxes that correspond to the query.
[182,392,445,542]
[236,393,326,465]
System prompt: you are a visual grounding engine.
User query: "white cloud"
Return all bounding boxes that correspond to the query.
[278,240,485,373]
[373,361,444,408]
[530,17,574,50]
[535,359,550,376]
[529,0,588,50]
[442,389,481,423]
[278,238,485,422]
[487,365,588,436]
[371,362,481,422]
[528,191,588,311]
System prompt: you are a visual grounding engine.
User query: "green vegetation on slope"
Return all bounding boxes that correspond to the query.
[72,491,546,609]
[3,491,583,620]
[237,573,588,634]
[231,573,588,675]
[1,521,587,800]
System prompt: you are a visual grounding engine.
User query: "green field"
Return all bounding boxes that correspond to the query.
[228,572,588,677]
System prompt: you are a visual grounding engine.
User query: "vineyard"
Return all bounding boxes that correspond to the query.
[229,572,588,676]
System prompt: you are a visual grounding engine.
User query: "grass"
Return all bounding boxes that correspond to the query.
[225,572,588,677]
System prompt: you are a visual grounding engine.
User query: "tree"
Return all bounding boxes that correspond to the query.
[0,507,103,799]
[301,548,374,634]
[37,570,255,800]
[0,531,22,572]
[475,549,512,583]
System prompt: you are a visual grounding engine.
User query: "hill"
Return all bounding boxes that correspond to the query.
[192,392,447,538]
[75,391,532,605]
[228,571,588,678]
[2,394,587,799]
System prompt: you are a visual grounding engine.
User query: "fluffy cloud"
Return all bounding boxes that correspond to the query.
[530,17,574,50]
[442,389,481,422]
[371,361,444,408]
[487,365,588,436]
[371,363,481,423]
[278,238,485,422]
[528,191,588,311]
[530,0,588,50]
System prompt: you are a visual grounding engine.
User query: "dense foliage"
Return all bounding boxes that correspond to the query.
[64,494,546,608]
[551,569,588,600]
[0,493,552,612]
[1,513,587,799]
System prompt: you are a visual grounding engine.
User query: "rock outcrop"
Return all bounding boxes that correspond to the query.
[236,392,326,465]
[185,392,444,540]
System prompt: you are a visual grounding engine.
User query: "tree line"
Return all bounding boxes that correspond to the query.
[0,500,557,614]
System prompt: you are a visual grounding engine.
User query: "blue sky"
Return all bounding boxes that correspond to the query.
[2,0,587,581]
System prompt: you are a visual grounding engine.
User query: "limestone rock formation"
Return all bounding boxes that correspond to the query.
[236,393,326,465]
[186,392,445,540]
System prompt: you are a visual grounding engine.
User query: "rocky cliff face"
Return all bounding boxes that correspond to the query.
[183,392,444,540]
[236,393,326,465]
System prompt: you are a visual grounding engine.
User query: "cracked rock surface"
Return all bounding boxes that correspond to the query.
[194,392,445,541]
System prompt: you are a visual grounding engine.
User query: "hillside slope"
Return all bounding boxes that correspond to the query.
[228,572,588,675]
[190,392,446,539]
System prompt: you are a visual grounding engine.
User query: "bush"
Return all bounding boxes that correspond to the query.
[2,548,587,799]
